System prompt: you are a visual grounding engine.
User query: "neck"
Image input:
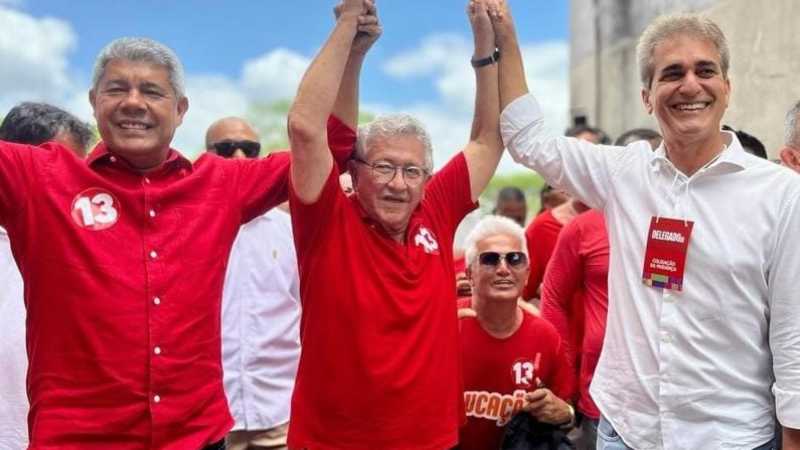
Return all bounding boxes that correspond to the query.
[110,148,169,174]
[473,296,523,339]
[551,199,586,224]
[664,131,727,176]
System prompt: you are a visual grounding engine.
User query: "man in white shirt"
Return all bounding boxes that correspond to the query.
[206,117,299,450]
[487,2,800,449]
[0,102,92,450]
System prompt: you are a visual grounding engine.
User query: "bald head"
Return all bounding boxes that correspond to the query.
[205,117,261,159]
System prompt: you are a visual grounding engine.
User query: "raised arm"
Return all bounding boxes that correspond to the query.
[332,0,381,130]
[463,0,503,203]
[488,0,528,110]
[287,0,368,204]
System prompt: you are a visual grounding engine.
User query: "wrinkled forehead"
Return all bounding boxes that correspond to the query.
[367,134,427,165]
[98,58,174,90]
[207,120,259,143]
[652,33,723,68]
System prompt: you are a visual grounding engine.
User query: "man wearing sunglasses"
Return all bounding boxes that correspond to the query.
[204,117,299,450]
[457,215,575,450]
[285,0,504,448]
[206,117,262,159]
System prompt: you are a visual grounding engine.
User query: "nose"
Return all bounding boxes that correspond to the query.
[120,89,147,113]
[495,259,512,275]
[678,72,702,96]
[233,149,248,159]
[386,167,408,191]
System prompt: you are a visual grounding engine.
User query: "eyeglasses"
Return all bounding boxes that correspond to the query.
[211,140,261,158]
[478,251,528,268]
[353,158,429,187]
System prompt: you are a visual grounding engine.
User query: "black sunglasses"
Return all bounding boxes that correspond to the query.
[211,140,261,158]
[478,251,528,268]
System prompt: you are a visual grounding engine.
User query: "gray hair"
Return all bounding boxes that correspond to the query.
[464,215,528,267]
[92,37,186,98]
[785,100,800,147]
[636,13,729,88]
[356,114,434,170]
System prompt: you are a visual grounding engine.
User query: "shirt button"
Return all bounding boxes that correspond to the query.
[149,209,156,218]
[109,155,117,163]
[149,250,158,259]
[153,297,161,305]
[144,177,151,184]
[153,394,161,403]
[661,332,671,343]
[154,346,162,355]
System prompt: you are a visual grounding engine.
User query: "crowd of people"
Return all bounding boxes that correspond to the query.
[1,0,799,449]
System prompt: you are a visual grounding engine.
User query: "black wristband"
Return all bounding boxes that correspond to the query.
[471,49,500,68]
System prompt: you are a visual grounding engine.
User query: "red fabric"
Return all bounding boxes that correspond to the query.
[540,210,609,419]
[0,116,354,450]
[458,304,575,450]
[522,209,563,300]
[287,153,476,450]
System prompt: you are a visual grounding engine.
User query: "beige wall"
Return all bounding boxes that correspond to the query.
[570,0,800,156]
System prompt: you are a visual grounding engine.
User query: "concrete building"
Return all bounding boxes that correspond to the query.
[569,0,799,156]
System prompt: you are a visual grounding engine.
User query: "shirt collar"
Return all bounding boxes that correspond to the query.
[648,130,750,175]
[86,141,193,173]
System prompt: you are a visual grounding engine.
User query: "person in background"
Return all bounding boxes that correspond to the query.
[458,215,575,450]
[0,101,92,450]
[780,100,800,173]
[613,128,661,149]
[492,186,527,227]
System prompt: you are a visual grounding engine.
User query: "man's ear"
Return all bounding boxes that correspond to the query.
[780,147,800,174]
[641,87,653,115]
[89,90,98,120]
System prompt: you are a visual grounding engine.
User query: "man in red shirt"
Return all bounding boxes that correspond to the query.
[285,0,504,448]
[0,30,364,449]
[541,209,609,450]
[458,215,575,450]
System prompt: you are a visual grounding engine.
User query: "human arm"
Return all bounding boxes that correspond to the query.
[490,0,620,209]
[287,0,368,204]
[331,0,381,130]
[541,219,584,368]
[770,188,800,439]
[463,0,503,203]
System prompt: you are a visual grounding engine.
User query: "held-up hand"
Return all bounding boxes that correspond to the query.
[333,0,367,19]
[334,0,382,55]
[467,0,494,56]
[522,381,573,425]
[485,0,516,47]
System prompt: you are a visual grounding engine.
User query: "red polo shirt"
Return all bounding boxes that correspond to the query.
[287,153,476,450]
[0,117,354,450]
[540,209,608,419]
[458,303,574,450]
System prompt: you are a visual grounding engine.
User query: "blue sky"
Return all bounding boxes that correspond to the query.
[0,0,570,173]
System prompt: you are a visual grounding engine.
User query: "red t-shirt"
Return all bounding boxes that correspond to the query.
[458,303,575,450]
[522,209,563,300]
[540,209,608,419]
[288,153,476,450]
[0,117,354,450]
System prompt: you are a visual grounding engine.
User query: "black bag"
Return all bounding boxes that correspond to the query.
[500,413,575,450]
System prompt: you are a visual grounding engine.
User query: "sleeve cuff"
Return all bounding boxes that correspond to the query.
[500,93,544,147]
[773,383,800,428]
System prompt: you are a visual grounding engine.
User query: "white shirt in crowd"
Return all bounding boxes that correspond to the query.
[500,94,800,450]
[0,227,28,449]
[221,208,301,432]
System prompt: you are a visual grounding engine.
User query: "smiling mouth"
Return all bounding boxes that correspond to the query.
[492,280,515,287]
[117,121,151,130]
[672,101,711,112]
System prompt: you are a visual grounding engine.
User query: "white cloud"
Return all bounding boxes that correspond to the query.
[241,48,310,103]
[0,7,77,108]
[383,35,570,173]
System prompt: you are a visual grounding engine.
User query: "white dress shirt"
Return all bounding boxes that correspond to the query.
[501,94,800,450]
[0,227,28,449]
[221,209,301,431]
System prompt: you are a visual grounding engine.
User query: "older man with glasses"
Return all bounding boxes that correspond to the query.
[457,215,575,450]
[284,0,505,448]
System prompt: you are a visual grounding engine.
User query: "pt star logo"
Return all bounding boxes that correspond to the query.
[413,226,439,254]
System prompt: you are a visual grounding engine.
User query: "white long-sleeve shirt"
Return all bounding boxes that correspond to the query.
[501,94,800,450]
[0,227,28,449]
[221,209,300,431]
